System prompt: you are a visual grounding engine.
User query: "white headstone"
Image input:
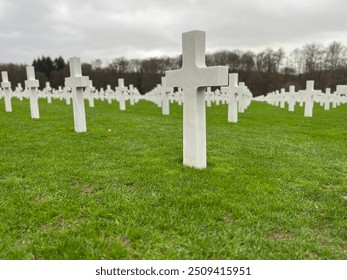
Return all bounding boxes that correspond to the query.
[288,85,296,112]
[238,82,247,113]
[116,78,127,111]
[86,80,95,108]
[324,88,331,110]
[129,84,135,106]
[206,87,212,107]
[280,88,286,108]
[161,77,171,115]
[1,71,12,112]
[44,82,52,104]
[302,80,319,118]
[165,30,228,168]
[24,66,40,119]
[221,73,239,123]
[65,57,90,133]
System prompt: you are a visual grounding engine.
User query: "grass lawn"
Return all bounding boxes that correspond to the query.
[0,97,346,260]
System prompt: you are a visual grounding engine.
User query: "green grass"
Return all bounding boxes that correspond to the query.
[0,97,346,260]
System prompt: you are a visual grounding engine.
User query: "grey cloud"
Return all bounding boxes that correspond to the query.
[1,0,347,64]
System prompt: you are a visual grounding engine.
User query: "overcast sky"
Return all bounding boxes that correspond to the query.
[1,0,347,65]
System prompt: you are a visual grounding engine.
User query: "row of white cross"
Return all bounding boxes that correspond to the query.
[1,30,253,169]
[255,81,347,116]
[3,30,343,169]
[0,78,141,108]
[143,74,253,123]
[1,66,141,126]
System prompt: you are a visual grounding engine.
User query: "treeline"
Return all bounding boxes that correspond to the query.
[1,41,347,96]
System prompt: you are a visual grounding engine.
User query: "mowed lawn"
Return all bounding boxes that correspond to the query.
[0,97,346,260]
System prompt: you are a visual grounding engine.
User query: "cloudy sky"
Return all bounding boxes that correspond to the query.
[0,0,346,65]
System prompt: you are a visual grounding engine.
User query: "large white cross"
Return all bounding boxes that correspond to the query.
[165,30,228,168]
[302,80,320,117]
[65,57,90,132]
[116,78,127,111]
[25,66,40,119]
[1,71,12,112]
[221,73,239,123]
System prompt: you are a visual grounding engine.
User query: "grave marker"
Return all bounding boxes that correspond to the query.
[288,85,296,112]
[324,88,331,110]
[161,77,171,115]
[129,84,135,106]
[86,80,95,108]
[1,71,12,112]
[44,82,52,104]
[24,66,40,119]
[116,78,127,111]
[165,30,228,168]
[280,88,285,108]
[221,73,239,123]
[302,80,320,117]
[65,57,90,133]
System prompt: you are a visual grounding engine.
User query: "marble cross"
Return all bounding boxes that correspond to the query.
[65,57,90,132]
[165,30,228,168]
[302,80,320,117]
[1,71,12,112]
[25,66,40,119]
[238,82,247,113]
[288,85,296,112]
[280,88,286,108]
[116,78,127,111]
[44,82,52,104]
[161,77,172,115]
[86,80,95,108]
[221,73,239,123]
[129,84,135,106]
[324,88,331,110]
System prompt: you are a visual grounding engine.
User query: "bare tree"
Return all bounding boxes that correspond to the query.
[325,41,347,70]
[303,43,325,72]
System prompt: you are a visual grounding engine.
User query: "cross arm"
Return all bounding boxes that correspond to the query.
[65,76,90,89]
[166,66,228,89]
[198,66,228,88]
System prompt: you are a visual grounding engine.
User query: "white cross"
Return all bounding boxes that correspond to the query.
[288,85,296,112]
[205,87,212,107]
[336,85,347,106]
[129,84,135,105]
[85,80,95,108]
[324,88,331,110]
[44,81,52,104]
[177,87,183,106]
[161,77,172,115]
[238,82,248,113]
[301,80,321,117]
[106,84,114,104]
[165,30,228,168]
[65,57,90,132]
[116,78,127,111]
[1,71,12,112]
[25,66,40,119]
[280,88,286,108]
[221,73,239,123]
